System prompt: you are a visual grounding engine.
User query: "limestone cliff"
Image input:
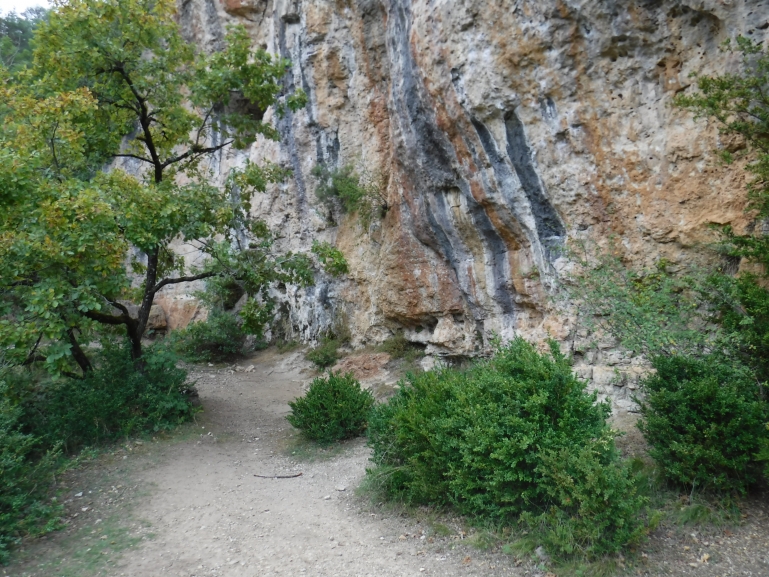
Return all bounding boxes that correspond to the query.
[164,0,769,404]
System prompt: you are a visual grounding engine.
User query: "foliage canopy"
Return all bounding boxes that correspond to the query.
[0,8,46,73]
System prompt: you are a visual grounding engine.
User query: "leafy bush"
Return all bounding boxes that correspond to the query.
[367,338,647,559]
[202,276,246,310]
[312,163,388,227]
[566,253,712,358]
[711,273,769,382]
[0,389,61,564]
[305,337,340,369]
[566,253,769,495]
[378,332,424,362]
[0,341,194,560]
[14,343,195,453]
[638,354,769,494]
[287,372,374,443]
[311,241,349,276]
[170,310,247,363]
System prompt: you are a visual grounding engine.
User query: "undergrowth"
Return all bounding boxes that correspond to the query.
[305,316,351,369]
[0,342,195,562]
[305,335,340,369]
[378,332,424,364]
[169,310,248,363]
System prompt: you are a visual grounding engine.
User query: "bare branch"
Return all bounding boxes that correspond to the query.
[194,105,216,148]
[21,333,44,366]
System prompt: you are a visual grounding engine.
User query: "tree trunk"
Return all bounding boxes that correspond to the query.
[126,321,143,361]
[131,247,161,361]
[67,328,92,375]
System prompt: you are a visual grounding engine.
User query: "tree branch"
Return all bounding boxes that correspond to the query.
[110,64,164,183]
[150,271,218,295]
[107,299,131,317]
[67,327,92,374]
[83,309,130,326]
[194,105,216,148]
[161,141,234,170]
[114,153,154,164]
[21,333,44,366]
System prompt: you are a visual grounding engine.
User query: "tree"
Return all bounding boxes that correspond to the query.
[0,8,47,73]
[0,0,322,376]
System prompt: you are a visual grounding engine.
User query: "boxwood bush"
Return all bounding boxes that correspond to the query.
[367,338,647,559]
[639,354,769,494]
[287,372,374,443]
[170,310,247,363]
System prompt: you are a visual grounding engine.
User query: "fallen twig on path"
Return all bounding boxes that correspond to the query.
[254,472,303,479]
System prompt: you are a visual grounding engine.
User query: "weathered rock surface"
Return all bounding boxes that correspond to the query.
[161,0,769,405]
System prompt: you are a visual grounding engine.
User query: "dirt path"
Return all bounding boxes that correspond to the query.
[8,348,769,577]
[9,349,521,577]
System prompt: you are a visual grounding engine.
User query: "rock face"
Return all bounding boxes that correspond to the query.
[167,0,769,404]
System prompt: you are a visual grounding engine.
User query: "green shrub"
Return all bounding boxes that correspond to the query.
[171,310,247,363]
[367,338,647,560]
[202,276,246,310]
[306,335,340,368]
[0,388,61,564]
[759,430,769,479]
[638,354,769,494]
[311,240,349,276]
[287,372,374,443]
[0,342,194,561]
[378,332,424,362]
[312,163,388,227]
[15,343,194,453]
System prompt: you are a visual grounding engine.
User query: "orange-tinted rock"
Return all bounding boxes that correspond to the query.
[331,353,391,382]
[153,296,207,331]
[220,0,262,17]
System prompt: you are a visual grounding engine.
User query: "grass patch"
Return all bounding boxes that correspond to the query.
[467,529,500,551]
[7,445,158,576]
[429,522,453,537]
[23,515,151,577]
